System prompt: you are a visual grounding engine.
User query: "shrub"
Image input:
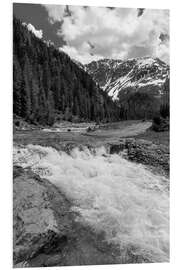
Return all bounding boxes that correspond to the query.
[152,116,169,132]
[153,116,161,125]
[160,104,169,119]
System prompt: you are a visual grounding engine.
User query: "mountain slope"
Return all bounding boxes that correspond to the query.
[13,17,120,126]
[85,57,169,101]
[85,57,169,119]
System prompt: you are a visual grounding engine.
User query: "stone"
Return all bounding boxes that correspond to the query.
[13,166,71,265]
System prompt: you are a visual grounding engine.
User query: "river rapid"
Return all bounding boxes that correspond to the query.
[13,144,169,263]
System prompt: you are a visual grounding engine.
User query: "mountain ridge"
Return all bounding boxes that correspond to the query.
[85,57,169,119]
[85,57,169,101]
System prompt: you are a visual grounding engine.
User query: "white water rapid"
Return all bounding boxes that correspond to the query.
[13,144,169,263]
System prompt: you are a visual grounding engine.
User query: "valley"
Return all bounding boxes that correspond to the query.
[12,11,170,268]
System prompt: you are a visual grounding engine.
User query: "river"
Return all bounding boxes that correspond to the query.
[13,143,169,263]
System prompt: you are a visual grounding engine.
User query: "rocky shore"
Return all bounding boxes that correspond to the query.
[108,138,169,177]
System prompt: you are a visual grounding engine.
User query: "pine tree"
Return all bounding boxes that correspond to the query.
[47,90,55,125]
[21,55,32,120]
[13,54,22,116]
[37,85,47,125]
[29,78,39,123]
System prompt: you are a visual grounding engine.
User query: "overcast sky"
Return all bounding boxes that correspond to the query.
[13,3,169,64]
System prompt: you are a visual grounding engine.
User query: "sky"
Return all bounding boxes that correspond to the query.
[13,3,169,65]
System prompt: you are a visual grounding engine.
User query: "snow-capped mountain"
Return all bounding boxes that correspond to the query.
[85,57,169,101]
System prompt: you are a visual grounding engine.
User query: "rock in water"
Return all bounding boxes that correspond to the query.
[13,166,71,265]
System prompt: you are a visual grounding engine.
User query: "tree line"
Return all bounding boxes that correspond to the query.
[117,77,170,120]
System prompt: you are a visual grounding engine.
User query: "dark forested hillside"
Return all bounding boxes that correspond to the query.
[13,17,120,125]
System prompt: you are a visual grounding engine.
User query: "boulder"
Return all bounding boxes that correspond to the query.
[13,166,71,265]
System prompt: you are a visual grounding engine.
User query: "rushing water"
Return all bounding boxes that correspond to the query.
[13,144,169,263]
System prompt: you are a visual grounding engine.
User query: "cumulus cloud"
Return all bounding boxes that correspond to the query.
[44,5,169,64]
[23,22,43,39]
[44,4,65,23]
[60,45,103,64]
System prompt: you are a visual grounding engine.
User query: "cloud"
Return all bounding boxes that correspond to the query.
[23,22,43,39]
[44,4,65,23]
[156,36,169,64]
[44,5,169,64]
[60,44,103,64]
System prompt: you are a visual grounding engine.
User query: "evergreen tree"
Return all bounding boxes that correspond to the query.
[21,55,32,120]
[13,54,22,116]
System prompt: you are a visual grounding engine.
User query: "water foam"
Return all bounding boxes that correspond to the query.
[13,144,169,262]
